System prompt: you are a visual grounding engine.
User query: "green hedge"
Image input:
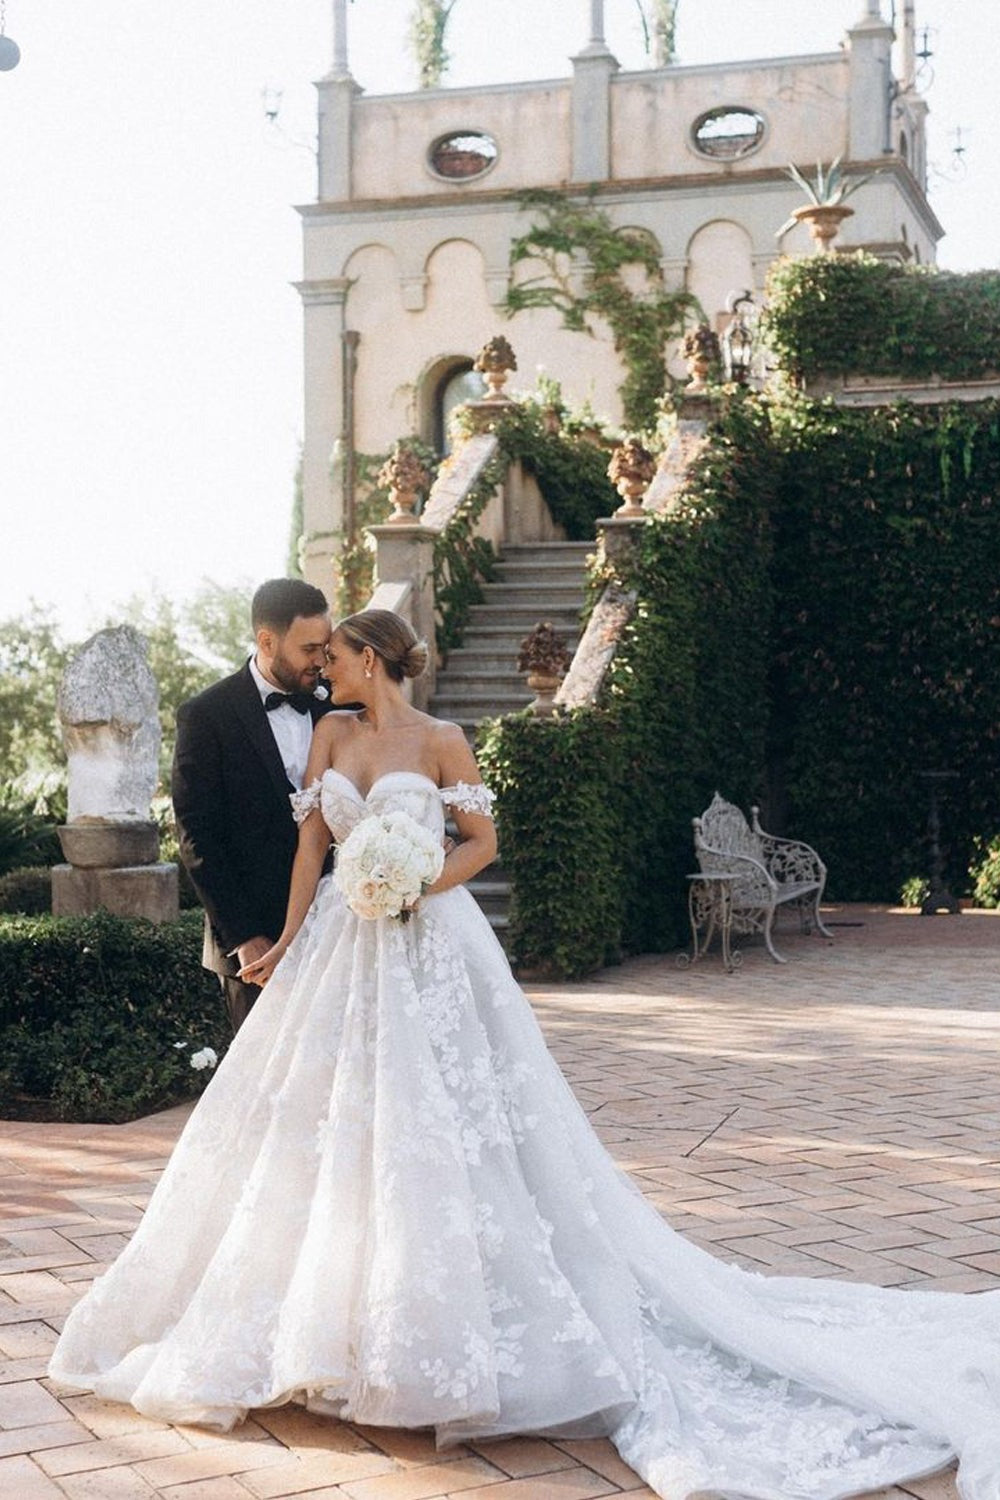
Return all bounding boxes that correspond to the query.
[769,396,1000,897]
[492,401,618,539]
[478,710,624,976]
[0,866,51,915]
[764,256,1000,384]
[479,394,774,973]
[0,910,227,1123]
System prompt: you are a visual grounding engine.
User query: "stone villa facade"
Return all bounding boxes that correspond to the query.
[297,0,941,586]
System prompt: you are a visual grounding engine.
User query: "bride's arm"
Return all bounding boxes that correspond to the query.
[425,722,498,896]
[239,720,338,986]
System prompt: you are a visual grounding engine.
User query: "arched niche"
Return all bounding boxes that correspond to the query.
[418,355,482,454]
[341,243,401,326]
[685,221,754,330]
[423,238,489,317]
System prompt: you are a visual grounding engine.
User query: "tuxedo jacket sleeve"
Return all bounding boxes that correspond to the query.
[171,666,307,961]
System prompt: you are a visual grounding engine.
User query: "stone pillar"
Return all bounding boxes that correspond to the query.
[368,524,438,709]
[52,627,179,924]
[847,3,894,160]
[296,277,351,594]
[570,33,619,183]
[316,73,363,202]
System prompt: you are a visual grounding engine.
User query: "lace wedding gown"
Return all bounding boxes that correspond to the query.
[50,771,1000,1500]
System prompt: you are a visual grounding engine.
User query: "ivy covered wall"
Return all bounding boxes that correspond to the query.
[770,396,1000,897]
[480,389,1000,975]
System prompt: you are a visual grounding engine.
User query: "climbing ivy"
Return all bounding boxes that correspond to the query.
[479,393,775,971]
[505,191,699,435]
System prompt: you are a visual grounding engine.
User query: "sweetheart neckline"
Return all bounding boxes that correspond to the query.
[321,768,439,802]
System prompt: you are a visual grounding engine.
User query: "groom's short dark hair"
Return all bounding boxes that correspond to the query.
[252,578,329,634]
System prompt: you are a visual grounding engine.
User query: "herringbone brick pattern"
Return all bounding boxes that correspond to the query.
[1,904,997,1499]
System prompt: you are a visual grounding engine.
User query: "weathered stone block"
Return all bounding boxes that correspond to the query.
[51,864,180,924]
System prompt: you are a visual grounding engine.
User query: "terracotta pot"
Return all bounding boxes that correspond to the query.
[792,203,854,254]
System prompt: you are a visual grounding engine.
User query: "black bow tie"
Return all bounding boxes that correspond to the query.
[264,690,315,715]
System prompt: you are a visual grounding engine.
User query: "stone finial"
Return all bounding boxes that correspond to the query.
[57,625,160,825]
[608,438,656,517]
[473,335,518,400]
[377,441,432,524]
[681,323,721,392]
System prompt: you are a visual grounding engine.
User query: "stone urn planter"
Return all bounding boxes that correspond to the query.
[680,323,721,392]
[377,442,432,524]
[473,334,518,401]
[792,202,855,254]
[607,438,656,518]
[517,621,571,716]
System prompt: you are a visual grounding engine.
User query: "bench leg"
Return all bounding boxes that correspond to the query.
[762,908,787,964]
[812,884,834,939]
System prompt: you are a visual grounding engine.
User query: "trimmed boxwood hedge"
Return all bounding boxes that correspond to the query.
[0,909,228,1123]
[763,255,1000,384]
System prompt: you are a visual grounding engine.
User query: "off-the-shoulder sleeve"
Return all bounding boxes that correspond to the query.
[290,779,322,826]
[440,781,496,818]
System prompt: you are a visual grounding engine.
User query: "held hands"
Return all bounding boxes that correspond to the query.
[238,939,287,988]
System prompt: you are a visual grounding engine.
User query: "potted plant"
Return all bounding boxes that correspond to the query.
[517,621,571,715]
[680,323,721,390]
[778,157,874,253]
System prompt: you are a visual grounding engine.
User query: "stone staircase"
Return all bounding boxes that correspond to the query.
[430,540,592,943]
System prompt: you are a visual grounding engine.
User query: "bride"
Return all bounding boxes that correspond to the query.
[50,609,1000,1500]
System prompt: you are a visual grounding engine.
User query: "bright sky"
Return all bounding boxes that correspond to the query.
[1,1,995,641]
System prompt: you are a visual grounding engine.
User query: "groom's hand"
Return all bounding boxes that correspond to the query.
[236,936,272,982]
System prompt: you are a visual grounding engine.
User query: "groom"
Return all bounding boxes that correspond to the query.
[172,578,336,1032]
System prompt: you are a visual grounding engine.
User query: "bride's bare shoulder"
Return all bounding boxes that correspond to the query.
[312,709,362,750]
[427,716,481,783]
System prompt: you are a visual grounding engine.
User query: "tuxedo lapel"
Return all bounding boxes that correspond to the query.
[229,663,296,806]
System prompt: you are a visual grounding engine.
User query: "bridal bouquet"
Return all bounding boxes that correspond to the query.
[335,809,444,922]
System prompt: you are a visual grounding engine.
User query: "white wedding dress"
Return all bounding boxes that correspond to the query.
[50,770,1000,1500]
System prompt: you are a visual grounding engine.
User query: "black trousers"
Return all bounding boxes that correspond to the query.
[219,973,260,1034]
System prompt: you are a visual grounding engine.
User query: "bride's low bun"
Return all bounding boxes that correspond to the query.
[401,639,429,680]
[336,609,429,684]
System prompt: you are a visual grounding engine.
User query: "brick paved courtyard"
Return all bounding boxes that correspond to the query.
[1,904,998,1499]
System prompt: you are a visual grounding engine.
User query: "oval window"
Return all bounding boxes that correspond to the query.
[691,108,765,161]
[428,130,498,181]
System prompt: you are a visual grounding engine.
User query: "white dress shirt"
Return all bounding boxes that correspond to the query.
[248,655,319,792]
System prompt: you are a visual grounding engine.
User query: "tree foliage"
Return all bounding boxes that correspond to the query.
[0,583,253,794]
[408,0,460,88]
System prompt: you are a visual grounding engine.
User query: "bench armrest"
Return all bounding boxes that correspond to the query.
[750,809,826,886]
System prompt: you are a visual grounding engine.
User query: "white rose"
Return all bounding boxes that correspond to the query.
[190,1047,218,1071]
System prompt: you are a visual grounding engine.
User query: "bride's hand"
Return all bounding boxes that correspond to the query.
[238,942,287,987]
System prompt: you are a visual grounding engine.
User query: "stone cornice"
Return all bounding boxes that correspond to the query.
[298,157,941,239]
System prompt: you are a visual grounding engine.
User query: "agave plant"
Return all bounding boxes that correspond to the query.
[776,157,874,237]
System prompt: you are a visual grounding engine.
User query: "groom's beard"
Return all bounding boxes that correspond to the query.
[269,649,323,697]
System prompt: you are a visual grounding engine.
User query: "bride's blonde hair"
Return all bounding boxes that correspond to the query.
[336,610,429,683]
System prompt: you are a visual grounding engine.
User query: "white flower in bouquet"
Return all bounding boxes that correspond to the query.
[190,1047,218,1071]
[335,809,444,922]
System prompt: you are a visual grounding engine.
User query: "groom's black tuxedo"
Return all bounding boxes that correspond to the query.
[172,662,335,977]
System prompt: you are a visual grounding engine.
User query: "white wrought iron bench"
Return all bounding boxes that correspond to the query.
[691,792,832,963]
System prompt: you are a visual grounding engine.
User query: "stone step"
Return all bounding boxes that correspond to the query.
[433,693,533,719]
[435,668,526,692]
[464,604,583,630]
[500,542,593,559]
[466,880,511,917]
[478,582,586,610]
[491,561,592,586]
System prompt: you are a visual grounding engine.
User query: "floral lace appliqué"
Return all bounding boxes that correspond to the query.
[290,779,322,825]
[440,782,495,818]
